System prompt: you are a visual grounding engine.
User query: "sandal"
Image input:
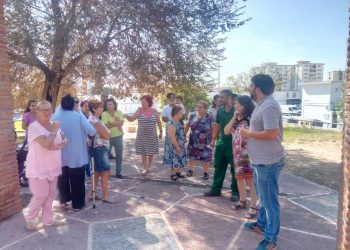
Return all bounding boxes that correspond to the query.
[245,207,258,219]
[171,174,178,181]
[25,219,38,231]
[141,169,148,175]
[232,200,247,210]
[187,170,194,177]
[176,172,185,178]
[203,172,209,179]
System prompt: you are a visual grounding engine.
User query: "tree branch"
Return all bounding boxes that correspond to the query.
[62,16,122,77]
[21,2,53,17]
[9,51,50,77]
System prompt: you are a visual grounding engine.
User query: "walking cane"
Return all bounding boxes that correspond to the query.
[89,136,96,209]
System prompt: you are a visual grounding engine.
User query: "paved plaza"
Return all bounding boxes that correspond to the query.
[0,134,338,250]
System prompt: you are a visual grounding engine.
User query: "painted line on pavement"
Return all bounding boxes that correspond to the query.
[161,213,185,250]
[0,231,41,250]
[288,192,337,200]
[87,223,93,250]
[286,198,337,225]
[89,213,161,224]
[226,221,246,250]
[69,217,90,224]
[162,194,190,214]
[280,226,336,240]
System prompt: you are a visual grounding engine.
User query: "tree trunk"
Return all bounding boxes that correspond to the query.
[41,76,61,108]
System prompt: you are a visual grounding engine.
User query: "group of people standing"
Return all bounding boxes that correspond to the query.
[157,75,285,250]
[22,73,284,250]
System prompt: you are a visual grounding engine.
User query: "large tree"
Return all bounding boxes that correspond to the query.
[5,0,250,106]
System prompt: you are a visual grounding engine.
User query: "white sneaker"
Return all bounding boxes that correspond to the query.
[141,169,149,175]
[25,219,37,231]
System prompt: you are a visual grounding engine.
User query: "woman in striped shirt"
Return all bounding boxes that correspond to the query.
[125,95,163,175]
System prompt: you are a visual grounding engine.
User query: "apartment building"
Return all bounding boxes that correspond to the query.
[253,61,324,105]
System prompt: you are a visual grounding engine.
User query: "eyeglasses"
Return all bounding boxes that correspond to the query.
[37,108,51,112]
[197,106,204,109]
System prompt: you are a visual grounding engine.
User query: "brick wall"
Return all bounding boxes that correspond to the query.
[0,0,22,220]
[337,9,350,250]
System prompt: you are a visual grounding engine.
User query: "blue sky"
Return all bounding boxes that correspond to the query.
[219,0,348,83]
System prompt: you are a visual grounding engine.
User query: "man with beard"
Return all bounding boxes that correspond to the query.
[240,74,285,250]
[204,89,239,202]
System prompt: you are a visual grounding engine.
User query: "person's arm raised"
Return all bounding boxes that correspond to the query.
[125,109,141,122]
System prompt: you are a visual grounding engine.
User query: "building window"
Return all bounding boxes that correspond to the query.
[286,93,290,98]
[292,92,296,98]
[335,88,339,92]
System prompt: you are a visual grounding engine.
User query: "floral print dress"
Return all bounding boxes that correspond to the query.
[187,113,214,162]
[232,118,253,179]
[163,120,186,168]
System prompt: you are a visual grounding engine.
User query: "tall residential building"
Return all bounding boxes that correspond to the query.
[253,61,324,105]
[328,70,345,81]
[295,61,324,82]
[254,62,296,91]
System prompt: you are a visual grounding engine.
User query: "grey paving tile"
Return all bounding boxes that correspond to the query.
[279,172,336,198]
[0,212,31,248]
[72,193,170,223]
[290,193,338,223]
[233,228,335,250]
[4,218,89,250]
[280,199,336,237]
[92,215,178,250]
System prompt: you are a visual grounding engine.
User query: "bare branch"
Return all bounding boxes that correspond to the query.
[21,2,53,17]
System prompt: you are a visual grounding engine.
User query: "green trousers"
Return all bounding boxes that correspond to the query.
[210,140,239,196]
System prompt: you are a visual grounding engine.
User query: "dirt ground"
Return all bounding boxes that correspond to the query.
[283,139,342,191]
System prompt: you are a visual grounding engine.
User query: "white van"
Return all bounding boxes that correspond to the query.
[280,105,300,116]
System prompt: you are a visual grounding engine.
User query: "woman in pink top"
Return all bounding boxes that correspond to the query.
[25,101,68,230]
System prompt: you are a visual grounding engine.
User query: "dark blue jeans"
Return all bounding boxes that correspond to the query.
[109,135,123,175]
[253,157,285,243]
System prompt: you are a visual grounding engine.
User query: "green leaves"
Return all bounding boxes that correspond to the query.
[6,0,250,101]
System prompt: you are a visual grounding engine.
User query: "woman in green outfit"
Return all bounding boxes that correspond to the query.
[102,98,124,178]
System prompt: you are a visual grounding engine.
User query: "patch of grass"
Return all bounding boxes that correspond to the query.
[14,120,23,131]
[283,126,342,144]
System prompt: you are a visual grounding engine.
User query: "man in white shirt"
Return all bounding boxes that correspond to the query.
[161,93,176,122]
[176,95,187,120]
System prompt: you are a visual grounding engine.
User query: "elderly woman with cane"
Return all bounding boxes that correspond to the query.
[25,101,68,230]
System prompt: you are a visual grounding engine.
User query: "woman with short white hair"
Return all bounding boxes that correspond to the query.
[25,101,68,230]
